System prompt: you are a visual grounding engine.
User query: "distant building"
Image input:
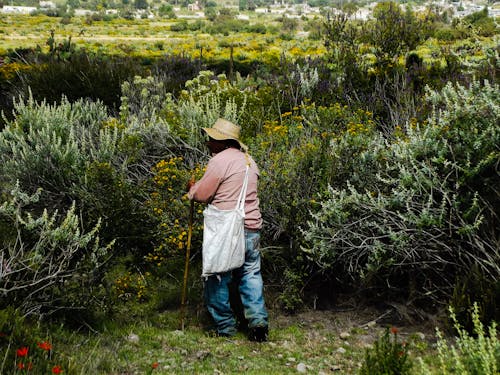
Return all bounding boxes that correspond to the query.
[188,1,201,12]
[39,1,56,8]
[1,6,37,14]
[74,8,93,16]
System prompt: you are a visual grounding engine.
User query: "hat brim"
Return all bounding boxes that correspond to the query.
[202,127,247,151]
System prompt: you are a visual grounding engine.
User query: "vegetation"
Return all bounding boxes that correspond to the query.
[0,2,499,373]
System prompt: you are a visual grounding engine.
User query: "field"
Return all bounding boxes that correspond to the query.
[0,14,325,61]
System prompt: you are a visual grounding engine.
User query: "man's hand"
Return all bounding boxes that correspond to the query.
[186,178,195,192]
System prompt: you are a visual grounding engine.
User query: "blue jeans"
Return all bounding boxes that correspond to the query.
[204,230,268,336]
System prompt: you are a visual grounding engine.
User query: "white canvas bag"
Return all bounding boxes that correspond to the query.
[201,165,249,277]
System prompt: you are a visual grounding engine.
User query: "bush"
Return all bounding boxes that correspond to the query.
[11,51,144,112]
[0,92,172,261]
[245,23,267,34]
[206,19,247,35]
[301,80,500,305]
[360,326,413,375]
[152,54,202,96]
[170,21,188,32]
[0,183,111,315]
[418,303,499,374]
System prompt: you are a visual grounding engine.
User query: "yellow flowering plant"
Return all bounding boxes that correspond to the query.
[146,157,204,268]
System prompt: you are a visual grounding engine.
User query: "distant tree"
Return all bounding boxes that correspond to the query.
[159,3,176,18]
[363,1,425,59]
[134,0,148,9]
[281,15,299,32]
[205,6,217,21]
[119,7,135,18]
[464,7,497,36]
[67,0,81,9]
[218,7,236,19]
[342,2,358,15]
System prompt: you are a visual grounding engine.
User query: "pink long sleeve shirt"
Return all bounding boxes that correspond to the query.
[188,148,263,230]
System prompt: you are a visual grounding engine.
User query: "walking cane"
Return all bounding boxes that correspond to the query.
[180,199,194,330]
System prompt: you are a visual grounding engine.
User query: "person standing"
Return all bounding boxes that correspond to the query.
[187,118,269,342]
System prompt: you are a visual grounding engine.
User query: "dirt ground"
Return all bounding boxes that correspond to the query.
[270,301,442,349]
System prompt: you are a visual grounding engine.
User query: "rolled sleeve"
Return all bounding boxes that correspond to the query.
[188,160,222,203]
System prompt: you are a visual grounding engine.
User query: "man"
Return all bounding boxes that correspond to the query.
[187,118,269,342]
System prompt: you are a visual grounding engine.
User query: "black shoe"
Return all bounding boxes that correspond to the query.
[249,326,268,342]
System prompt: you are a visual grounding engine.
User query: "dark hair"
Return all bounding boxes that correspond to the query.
[223,139,242,150]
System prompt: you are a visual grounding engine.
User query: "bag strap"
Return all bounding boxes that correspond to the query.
[236,165,249,210]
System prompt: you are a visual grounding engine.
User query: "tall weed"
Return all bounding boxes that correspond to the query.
[418,303,499,374]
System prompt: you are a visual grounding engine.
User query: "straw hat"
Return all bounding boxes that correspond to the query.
[202,118,247,151]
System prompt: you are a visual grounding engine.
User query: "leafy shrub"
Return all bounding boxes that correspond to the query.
[206,19,247,35]
[170,21,188,32]
[0,95,108,206]
[449,267,500,333]
[434,26,465,41]
[418,303,499,374]
[360,326,413,375]
[0,92,171,261]
[145,157,204,267]
[11,51,144,111]
[302,80,500,304]
[0,183,111,315]
[245,23,267,34]
[174,70,249,150]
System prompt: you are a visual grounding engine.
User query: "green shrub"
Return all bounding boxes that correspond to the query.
[0,95,108,205]
[434,26,464,41]
[360,326,413,375]
[170,20,188,32]
[0,183,112,315]
[302,80,500,303]
[449,267,500,333]
[418,303,499,374]
[11,51,144,111]
[245,23,267,34]
[0,90,175,264]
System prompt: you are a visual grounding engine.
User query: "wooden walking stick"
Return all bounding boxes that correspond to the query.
[180,199,194,330]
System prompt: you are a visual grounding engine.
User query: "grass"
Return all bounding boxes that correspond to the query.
[50,312,360,374]
[20,306,437,375]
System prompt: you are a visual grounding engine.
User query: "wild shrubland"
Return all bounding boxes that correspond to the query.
[0,3,499,373]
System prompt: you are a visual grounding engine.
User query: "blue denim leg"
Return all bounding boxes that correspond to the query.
[204,231,268,335]
[234,231,268,329]
[204,272,237,336]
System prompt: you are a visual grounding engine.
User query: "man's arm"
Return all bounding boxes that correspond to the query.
[187,160,221,203]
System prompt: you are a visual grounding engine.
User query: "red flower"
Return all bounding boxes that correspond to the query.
[398,350,405,357]
[390,326,399,334]
[52,365,63,374]
[152,362,159,369]
[37,341,52,351]
[16,347,29,357]
[17,362,25,370]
